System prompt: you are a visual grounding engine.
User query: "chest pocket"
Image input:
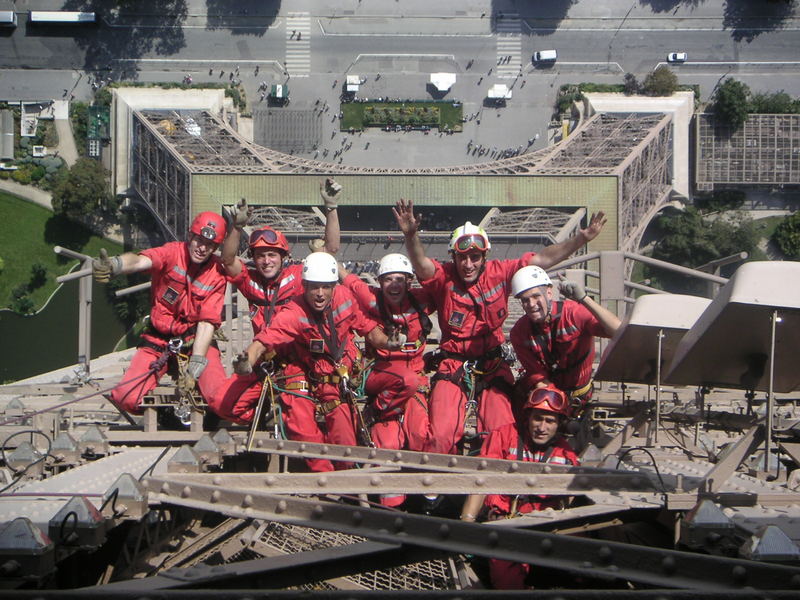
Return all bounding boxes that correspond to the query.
[471,281,507,330]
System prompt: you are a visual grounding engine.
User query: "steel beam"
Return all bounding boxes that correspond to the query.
[143,475,800,590]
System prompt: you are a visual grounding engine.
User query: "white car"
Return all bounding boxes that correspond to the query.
[667,52,688,63]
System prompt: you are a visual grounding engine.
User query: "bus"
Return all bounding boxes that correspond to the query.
[0,11,17,27]
[28,11,97,25]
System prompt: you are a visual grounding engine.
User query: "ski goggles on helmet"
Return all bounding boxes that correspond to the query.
[524,387,570,416]
[453,234,489,253]
[249,228,280,246]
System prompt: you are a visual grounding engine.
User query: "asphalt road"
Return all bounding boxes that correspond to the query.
[1,0,799,169]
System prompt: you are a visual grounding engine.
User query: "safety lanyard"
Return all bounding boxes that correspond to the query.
[313,308,343,364]
[375,290,433,341]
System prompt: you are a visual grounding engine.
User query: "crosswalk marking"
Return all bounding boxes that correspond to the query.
[285,12,311,77]
[495,13,522,79]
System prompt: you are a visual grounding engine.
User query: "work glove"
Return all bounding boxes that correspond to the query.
[92,248,122,283]
[233,352,253,376]
[233,197,250,228]
[186,355,208,380]
[558,280,587,302]
[320,177,343,210]
[386,330,408,351]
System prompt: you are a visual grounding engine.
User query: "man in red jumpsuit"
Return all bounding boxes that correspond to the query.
[341,253,435,506]
[460,385,579,589]
[393,198,606,457]
[92,212,228,418]
[235,252,403,472]
[215,179,342,422]
[509,265,620,409]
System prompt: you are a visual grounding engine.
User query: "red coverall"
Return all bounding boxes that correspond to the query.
[510,300,607,403]
[254,286,379,472]
[419,254,535,454]
[479,423,579,589]
[343,274,434,506]
[110,242,228,415]
[217,263,304,422]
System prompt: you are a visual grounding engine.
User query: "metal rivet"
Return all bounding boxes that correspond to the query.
[370,475,382,486]
[422,475,434,486]
[160,482,170,493]
[277,441,285,449]
[394,452,403,461]
[312,505,324,519]
[344,447,352,456]
[181,486,191,498]
[265,475,276,486]
[526,476,537,487]
[394,517,404,532]
[543,465,552,474]
[298,443,307,452]
[320,445,329,455]
[487,531,499,547]
[577,476,590,488]
[369,448,378,458]
[242,494,253,507]
[211,490,221,503]
[448,457,458,467]
[630,477,641,488]
[540,538,554,555]
[732,565,747,584]
[317,476,327,487]
[509,463,519,473]
[438,524,450,538]
[475,476,486,487]
[421,454,430,464]
[276,500,287,513]
[352,511,363,525]
[212,475,222,486]
[256,439,264,448]
[598,545,612,564]
[661,556,676,575]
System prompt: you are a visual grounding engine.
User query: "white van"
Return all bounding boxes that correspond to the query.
[533,50,557,63]
[0,11,17,27]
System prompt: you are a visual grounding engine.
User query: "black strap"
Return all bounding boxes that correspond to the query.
[408,292,433,340]
[375,289,433,341]
[313,308,343,364]
[517,431,556,462]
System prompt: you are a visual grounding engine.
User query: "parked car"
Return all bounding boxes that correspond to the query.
[667,52,688,63]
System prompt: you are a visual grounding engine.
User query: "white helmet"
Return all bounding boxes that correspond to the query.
[378,253,414,278]
[511,266,552,297]
[302,252,338,283]
[449,221,491,254]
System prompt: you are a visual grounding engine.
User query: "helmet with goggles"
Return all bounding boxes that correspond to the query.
[302,252,338,283]
[248,226,290,254]
[511,265,552,297]
[189,212,226,245]
[449,221,491,254]
[378,253,414,278]
[523,384,571,419]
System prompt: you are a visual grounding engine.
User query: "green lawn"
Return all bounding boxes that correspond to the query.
[0,191,123,310]
[341,100,463,132]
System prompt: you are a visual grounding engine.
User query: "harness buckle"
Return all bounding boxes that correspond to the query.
[168,338,183,354]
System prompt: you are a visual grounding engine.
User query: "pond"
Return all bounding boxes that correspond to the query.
[0,278,131,383]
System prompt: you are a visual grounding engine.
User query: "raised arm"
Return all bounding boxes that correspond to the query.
[92,248,152,282]
[320,178,342,255]
[530,211,607,270]
[559,280,621,338]
[221,198,250,278]
[392,198,435,281]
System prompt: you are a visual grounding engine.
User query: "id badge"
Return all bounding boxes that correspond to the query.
[162,287,180,305]
[309,338,325,354]
[448,310,466,328]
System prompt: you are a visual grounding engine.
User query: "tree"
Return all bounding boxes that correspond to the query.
[642,66,678,96]
[713,78,750,129]
[30,263,47,289]
[772,211,800,259]
[623,72,640,96]
[51,158,111,219]
[750,91,800,114]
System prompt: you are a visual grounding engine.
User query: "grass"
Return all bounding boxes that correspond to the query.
[341,100,463,132]
[0,191,124,310]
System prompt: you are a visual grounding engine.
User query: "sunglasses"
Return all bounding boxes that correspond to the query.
[249,228,279,245]
[527,389,569,412]
[454,234,488,253]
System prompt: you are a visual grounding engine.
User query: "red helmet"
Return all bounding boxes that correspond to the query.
[248,226,289,254]
[189,211,226,244]
[523,384,571,419]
